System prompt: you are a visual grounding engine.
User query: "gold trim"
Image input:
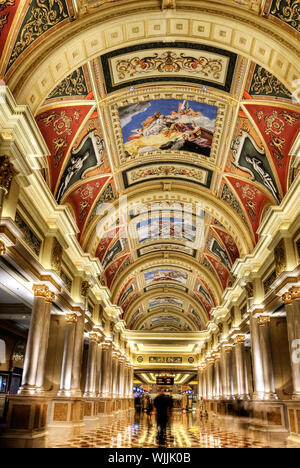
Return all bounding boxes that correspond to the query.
[0,240,6,256]
[66,313,78,323]
[32,284,49,298]
[257,315,270,326]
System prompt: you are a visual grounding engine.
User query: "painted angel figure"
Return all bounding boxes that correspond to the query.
[245,156,280,203]
[57,151,89,202]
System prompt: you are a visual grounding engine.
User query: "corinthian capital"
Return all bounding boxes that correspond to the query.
[0,240,6,256]
[0,155,16,193]
[32,284,49,298]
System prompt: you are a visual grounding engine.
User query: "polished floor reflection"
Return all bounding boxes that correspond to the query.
[47,410,300,448]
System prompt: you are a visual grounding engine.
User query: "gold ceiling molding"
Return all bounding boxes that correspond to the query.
[9,9,300,112]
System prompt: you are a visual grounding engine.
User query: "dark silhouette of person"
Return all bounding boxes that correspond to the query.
[134,395,143,414]
[154,392,173,442]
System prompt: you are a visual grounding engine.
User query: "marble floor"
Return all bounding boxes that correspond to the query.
[47,410,300,448]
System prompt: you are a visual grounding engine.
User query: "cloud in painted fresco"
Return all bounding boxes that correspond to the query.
[119,102,151,128]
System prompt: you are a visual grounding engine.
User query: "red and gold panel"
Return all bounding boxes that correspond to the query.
[36,105,93,194]
[211,226,240,264]
[204,254,231,290]
[105,253,131,289]
[225,175,272,241]
[64,176,112,240]
[244,103,300,195]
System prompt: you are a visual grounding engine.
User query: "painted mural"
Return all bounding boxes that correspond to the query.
[144,269,188,285]
[119,99,217,158]
[149,297,183,308]
[137,216,196,243]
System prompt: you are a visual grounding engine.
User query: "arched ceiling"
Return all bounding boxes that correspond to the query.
[0,0,299,334]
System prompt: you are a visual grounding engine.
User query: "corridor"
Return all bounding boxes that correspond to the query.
[47,410,300,449]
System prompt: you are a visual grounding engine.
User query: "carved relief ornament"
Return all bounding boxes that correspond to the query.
[282,286,300,304]
[0,155,16,193]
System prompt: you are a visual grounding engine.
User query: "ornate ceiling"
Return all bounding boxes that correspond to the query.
[0,0,299,333]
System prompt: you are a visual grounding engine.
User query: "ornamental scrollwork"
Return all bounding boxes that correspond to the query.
[250,66,292,98]
[48,68,88,99]
[7,0,69,69]
[116,51,223,81]
[271,0,300,33]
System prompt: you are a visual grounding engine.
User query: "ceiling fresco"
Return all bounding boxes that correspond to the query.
[0,0,299,333]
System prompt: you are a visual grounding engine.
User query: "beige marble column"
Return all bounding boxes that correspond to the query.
[123,363,129,398]
[250,314,265,399]
[58,313,77,397]
[96,341,103,398]
[213,354,221,400]
[18,285,49,395]
[118,356,126,398]
[258,315,277,400]
[100,340,113,398]
[70,312,85,397]
[128,365,134,398]
[112,351,120,398]
[202,365,207,399]
[283,288,300,399]
[84,332,99,398]
[36,290,55,393]
[221,344,234,399]
[206,360,214,399]
[197,366,204,399]
[234,335,249,400]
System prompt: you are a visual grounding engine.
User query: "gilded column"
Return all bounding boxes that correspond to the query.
[250,314,265,400]
[283,287,300,399]
[36,290,55,393]
[84,332,99,398]
[258,315,277,400]
[58,313,77,397]
[18,285,49,395]
[234,335,249,400]
[70,312,85,397]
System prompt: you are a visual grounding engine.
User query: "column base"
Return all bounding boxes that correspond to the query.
[97,399,113,414]
[48,397,84,429]
[0,395,50,448]
[83,398,99,421]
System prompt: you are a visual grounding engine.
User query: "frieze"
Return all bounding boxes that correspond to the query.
[15,212,41,257]
[149,356,182,363]
[122,162,213,189]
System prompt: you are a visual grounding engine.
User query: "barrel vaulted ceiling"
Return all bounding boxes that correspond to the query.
[0,0,299,333]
